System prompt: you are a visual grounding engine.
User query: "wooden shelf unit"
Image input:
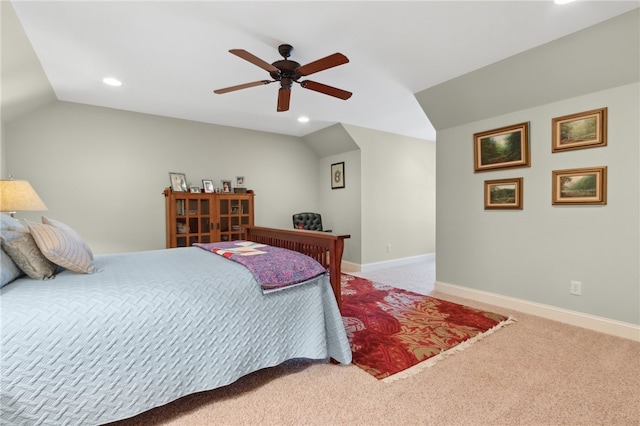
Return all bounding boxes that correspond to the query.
[163,188,254,248]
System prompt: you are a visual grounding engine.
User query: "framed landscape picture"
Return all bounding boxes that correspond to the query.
[484,177,523,210]
[552,107,607,153]
[552,166,607,205]
[474,122,530,172]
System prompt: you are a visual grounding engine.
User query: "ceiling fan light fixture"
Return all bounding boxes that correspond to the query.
[214,44,351,112]
[102,77,122,87]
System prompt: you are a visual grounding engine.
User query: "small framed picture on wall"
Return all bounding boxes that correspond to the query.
[473,122,530,172]
[331,162,345,189]
[552,107,607,153]
[552,166,607,205]
[484,178,523,210]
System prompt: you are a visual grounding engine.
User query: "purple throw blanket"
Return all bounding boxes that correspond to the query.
[193,241,327,293]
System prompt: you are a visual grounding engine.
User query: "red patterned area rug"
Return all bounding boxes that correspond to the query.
[341,274,515,382]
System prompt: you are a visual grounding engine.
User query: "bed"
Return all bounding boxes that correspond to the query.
[0,222,352,426]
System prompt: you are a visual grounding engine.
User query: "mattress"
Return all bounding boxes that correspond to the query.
[0,247,351,425]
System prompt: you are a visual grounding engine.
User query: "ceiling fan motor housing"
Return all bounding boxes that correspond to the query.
[270,60,301,80]
[270,44,303,86]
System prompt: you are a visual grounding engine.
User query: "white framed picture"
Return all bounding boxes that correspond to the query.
[169,172,188,192]
[202,179,214,193]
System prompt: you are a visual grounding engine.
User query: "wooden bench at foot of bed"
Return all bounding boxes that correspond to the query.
[245,226,350,311]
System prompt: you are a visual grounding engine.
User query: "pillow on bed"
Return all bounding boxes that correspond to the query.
[1,230,56,280]
[0,214,25,231]
[1,246,24,287]
[28,222,96,274]
[42,216,94,260]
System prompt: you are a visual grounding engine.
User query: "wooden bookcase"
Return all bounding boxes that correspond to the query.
[163,188,254,248]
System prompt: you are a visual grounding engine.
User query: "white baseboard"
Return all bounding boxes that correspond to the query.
[346,253,435,273]
[341,261,361,273]
[435,281,640,342]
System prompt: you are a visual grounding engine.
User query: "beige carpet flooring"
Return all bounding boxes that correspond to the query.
[110,260,640,426]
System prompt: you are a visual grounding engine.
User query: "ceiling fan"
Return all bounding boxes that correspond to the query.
[213,44,352,112]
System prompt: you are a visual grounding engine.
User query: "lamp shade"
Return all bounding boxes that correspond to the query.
[0,180,48,212]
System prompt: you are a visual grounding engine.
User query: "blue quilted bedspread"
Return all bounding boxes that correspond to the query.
[0,247,351,425]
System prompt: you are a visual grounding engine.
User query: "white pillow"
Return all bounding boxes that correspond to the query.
[28,222,96,274]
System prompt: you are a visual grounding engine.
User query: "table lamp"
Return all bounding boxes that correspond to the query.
[0,179,48,217]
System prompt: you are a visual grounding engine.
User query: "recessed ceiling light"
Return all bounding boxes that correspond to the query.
[102,77,122,87]
[554,0,576,4]
[297,116,309,123]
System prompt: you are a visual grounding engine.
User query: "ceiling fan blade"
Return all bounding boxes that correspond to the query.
[213,80,272,94]
[296,53,349,76]
[229,49,279,73]
[277,88,291,112]
[300,80,352,100]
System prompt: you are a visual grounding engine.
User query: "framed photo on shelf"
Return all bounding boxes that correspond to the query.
[552,166,607,205]
[236,176,245,187]
[189,185,201,193]
[552,107,607,153]
[221,180,232,193]
[202,179,214,193]
[331,162,345,189]
[484,178,523,210]
[169,172,188,192]
[473,122,530,172]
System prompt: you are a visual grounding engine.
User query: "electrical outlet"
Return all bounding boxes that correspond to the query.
[386,244,392,253]
[570,280,582,296]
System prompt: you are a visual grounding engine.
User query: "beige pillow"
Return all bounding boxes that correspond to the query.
[1,230,56,280]
[28,222,96,274]
[42,216,94,259]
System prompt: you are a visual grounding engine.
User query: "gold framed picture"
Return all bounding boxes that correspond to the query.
[473,122,530,172]
[484,178,523,210]
[552,166,607,205]
[552,107,607,153]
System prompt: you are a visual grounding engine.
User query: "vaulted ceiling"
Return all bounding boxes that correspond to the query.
[6,1,638,141]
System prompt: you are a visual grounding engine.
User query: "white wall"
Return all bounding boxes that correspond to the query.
[3,98,438,266]
[319,149,362,264]
[344,125,436,265]
[436,83,639,325]
[1,123,6,178]
[4,101,321,254]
